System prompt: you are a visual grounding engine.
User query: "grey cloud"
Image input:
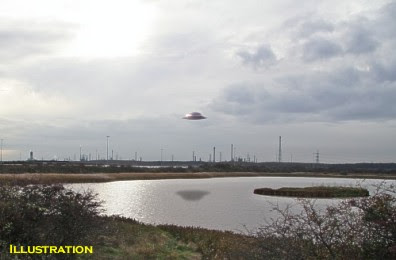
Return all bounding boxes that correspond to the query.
[237,45,277,68]
[340,2,396,54]
[211,61,396,123]
[325,67,362,88]
[14,56,178,97]
[302,37,343,61]
[327,82,396,121]
[237,16,343,65]
[223,84,255,104]
[344,22,378,54]
[298,19,334,37]
[210,84,257,116]
[144,31,217,59]
[376,1,396,39]
[10,50,218,119]
[279,2,396,63]
[15,58,132,94]
[371,58,396,83]
[283,17,335,38]
[0,19,74,62]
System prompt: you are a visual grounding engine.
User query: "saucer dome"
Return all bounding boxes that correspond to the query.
[182,112,207,120]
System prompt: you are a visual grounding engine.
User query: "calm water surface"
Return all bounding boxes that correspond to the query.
[68,177,394,233]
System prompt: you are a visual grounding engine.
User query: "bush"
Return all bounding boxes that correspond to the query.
[0,185,103,249]
[256,184,396,259]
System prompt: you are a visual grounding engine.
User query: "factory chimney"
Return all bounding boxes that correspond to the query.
[278,136,282,163]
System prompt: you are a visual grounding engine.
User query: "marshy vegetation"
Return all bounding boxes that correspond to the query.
[1,161,396,187]
[254,186,370,198]
[1,161,396,176]
[0,172,271,186]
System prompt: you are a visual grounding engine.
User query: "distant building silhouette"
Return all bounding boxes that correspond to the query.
[28,150,34,161]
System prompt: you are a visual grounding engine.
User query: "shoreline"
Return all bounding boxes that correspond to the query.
[1,171,396,185]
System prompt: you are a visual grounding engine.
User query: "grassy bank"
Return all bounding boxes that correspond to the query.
[254,186,370,198]
[85,216,260,259]
[1,171,396,185]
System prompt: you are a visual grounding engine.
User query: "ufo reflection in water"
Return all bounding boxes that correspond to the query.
[182,112,207,120]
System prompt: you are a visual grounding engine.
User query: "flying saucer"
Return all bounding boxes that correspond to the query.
[182,112,207,120]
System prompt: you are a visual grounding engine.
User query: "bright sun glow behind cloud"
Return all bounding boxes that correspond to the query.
[62,1,157,58]
[0,0,157,58]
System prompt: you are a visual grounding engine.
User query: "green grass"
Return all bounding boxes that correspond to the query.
[158,225,261,259]
[77,216,261,259]
[75,217,199,259]
[254,186,370,198]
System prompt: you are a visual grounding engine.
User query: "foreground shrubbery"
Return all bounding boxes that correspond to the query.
[256,184,396,259]
[0,185,103,258]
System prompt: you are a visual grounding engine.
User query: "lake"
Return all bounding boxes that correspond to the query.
[68,177,394,233]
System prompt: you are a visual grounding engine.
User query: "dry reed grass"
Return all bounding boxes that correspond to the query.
[0,171,394,185]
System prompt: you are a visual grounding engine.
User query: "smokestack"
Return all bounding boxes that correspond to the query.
[278,136,282,163]
[213,147,216,162]
[231,144,233,161]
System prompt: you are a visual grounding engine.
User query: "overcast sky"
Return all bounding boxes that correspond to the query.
[1,0,395,163]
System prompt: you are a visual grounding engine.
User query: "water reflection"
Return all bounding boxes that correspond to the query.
[67,177,396,233]
[176,190,210,201]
